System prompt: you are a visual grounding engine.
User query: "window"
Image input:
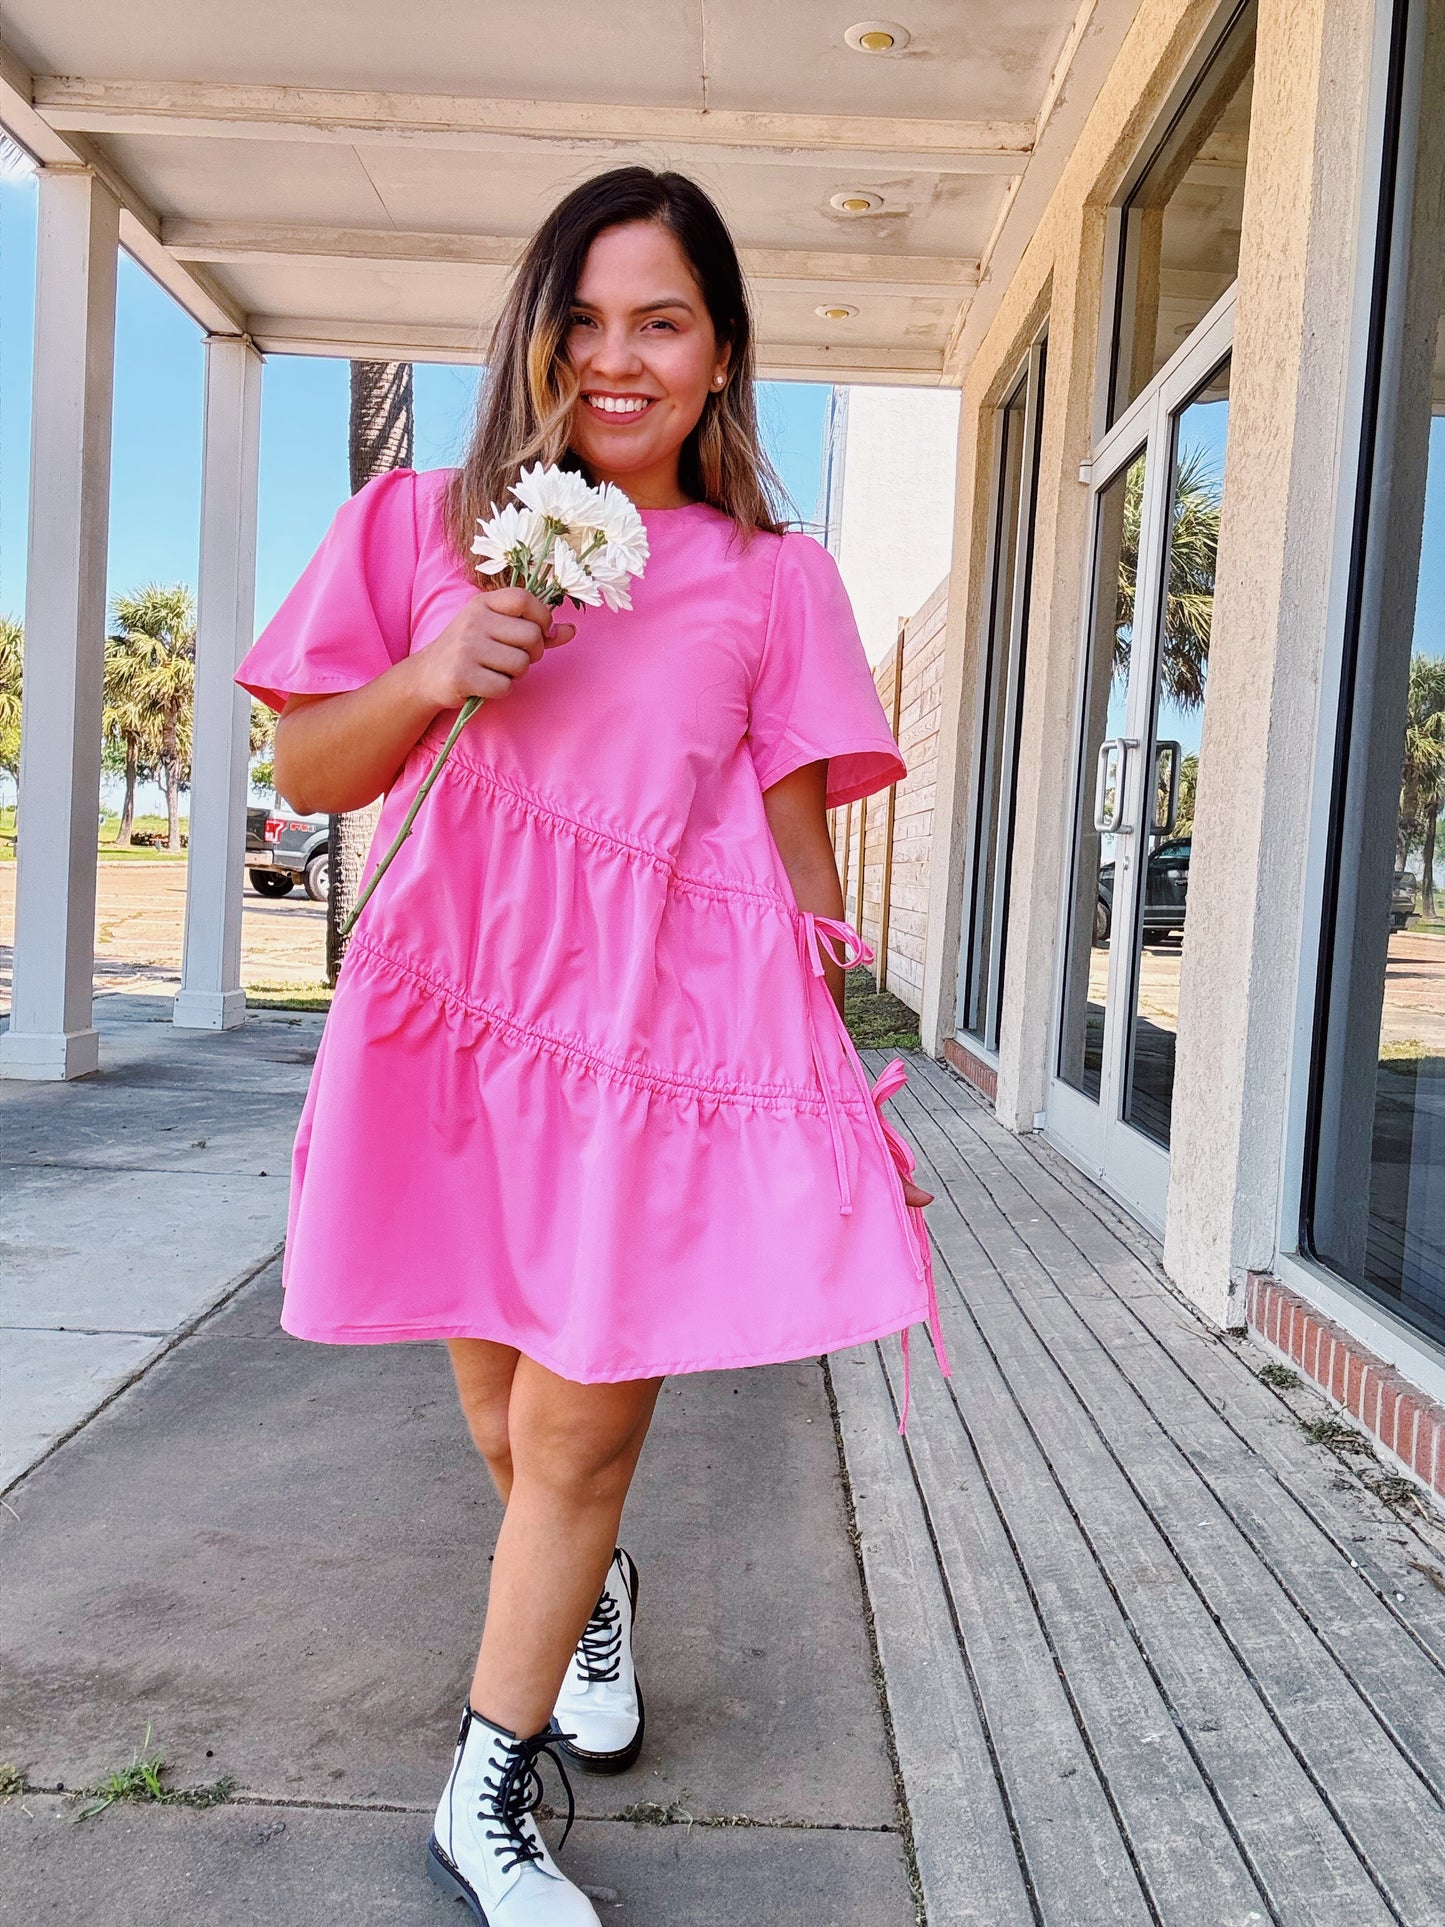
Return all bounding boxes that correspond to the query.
[1306,0,1445,1350]
[1109,1,1256,424]
[960,339,1046,1051]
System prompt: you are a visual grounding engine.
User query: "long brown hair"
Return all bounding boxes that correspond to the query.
[444,168,789,560]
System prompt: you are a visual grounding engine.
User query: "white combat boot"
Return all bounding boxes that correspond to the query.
[552,1548,644,1774]
[428,1708,599,1925]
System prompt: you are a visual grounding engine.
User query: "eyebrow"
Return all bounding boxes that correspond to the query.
[571,296,699,317]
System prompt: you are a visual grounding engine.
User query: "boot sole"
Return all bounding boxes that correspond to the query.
[426,1836,491,1921]
[556,1555,645,1776]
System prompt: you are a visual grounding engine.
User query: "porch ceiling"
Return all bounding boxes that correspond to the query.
[0,1,1138,384]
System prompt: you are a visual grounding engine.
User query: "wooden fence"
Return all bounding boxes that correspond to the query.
[829,578,948,1015]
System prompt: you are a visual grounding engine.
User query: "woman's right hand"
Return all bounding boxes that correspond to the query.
[412,587,576,712]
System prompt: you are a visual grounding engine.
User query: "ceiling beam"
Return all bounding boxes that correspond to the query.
[163,219,979,300]
[1,50,247,339]
[247,311,947,383]
[34,77,1034,176]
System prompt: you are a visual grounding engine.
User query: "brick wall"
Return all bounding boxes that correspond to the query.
[831,578,948,1014]
[1248,1273,1445,1500]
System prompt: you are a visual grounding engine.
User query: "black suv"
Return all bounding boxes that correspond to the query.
[1096,837,1192,944]
[245,807,330,902]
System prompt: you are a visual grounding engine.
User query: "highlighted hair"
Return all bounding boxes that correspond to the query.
[444,167,789,559]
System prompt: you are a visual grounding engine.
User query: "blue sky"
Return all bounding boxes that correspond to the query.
[0,171,829,639]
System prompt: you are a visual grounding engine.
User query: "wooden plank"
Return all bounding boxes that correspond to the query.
[893,1329,1259,1924]
[882,1099,1395,1924]
[828,1344,1035,1925]
[907,1057,1445,1683]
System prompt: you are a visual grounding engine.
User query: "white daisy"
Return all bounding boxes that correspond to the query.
[471,502,546,576]
[589,482,650,573]
[511,462,596,527]
[549,534,603,605]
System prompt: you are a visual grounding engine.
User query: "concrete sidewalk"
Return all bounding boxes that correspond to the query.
[0,1214,914,1921]
[0,992,322,1487]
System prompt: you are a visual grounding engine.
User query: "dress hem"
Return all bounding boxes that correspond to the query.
[277,1301,930,1380]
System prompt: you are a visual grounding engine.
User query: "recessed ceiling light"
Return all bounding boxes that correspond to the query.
[845,20,911,53]
[816,304,859,321]
[830,190,884,215]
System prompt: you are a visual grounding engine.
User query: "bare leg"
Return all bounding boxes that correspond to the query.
[470,1354,662,1739]
[447,1337,521,1502]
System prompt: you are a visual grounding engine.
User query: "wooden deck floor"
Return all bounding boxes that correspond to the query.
[834,1051,1445,1927]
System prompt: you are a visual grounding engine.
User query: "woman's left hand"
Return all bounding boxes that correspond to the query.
[902,1178,934,1208]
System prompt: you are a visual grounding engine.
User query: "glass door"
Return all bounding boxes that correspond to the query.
[959,337,1047,1052]
[1049,308,1233,1227]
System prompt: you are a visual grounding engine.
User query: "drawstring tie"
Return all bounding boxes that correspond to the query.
[799,912,952,1433]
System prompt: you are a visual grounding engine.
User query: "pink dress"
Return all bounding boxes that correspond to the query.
[237,466,947,1391]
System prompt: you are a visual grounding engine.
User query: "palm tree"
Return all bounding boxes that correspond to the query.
[1116,446,1222,710]
[0,615,22,794]
[1400,653,1445,915]
[108,584,196,851]
[328,360,414,983]
[103,636,159,845]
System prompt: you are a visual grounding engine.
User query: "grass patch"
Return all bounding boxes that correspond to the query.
[1258,1361,1302,1391]
[0,1764,25,1798]
[844,966,920,1053]
[76,1729,234,1820]
[1301,1415,1374,1455]
[246,981,333,1013]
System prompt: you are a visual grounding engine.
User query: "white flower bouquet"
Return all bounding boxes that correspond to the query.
[341,465,648,936]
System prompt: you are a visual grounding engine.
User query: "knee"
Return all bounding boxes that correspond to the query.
[513,1413,643,1506]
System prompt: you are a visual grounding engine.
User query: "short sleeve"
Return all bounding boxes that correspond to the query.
[748,534,906,808]
[236,468,420,712]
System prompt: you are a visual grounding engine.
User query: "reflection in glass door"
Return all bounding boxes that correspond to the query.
[961,338,1046,1051]
[1058,451,1146,1101]
[1049,310,1233,1227]
[1124,363,1231,1144]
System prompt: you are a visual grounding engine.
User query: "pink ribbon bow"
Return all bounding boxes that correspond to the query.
[798,912,952,1433]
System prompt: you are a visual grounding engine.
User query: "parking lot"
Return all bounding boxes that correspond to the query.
[0,857,328,1008]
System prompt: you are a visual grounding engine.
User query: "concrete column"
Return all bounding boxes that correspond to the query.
[174,335,264,1031]
[0,168,118,1082]
[1164,0,1380,1325]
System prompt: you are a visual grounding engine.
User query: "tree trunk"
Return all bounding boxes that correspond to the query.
[163,716,183,852]
[327,360,415,985]
[119,743,138,846]
[1425,801,1439,919]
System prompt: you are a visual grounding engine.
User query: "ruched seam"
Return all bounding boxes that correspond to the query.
[346,935,870,1116]
[415,732,795,916]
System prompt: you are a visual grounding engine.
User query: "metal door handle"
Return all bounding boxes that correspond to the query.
[1093,738,1135,834]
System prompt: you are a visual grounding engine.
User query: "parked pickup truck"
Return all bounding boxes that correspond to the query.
[245,806,330,902]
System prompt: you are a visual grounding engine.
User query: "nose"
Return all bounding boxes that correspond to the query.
[585,322,645,383]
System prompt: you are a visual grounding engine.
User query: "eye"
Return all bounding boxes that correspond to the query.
[568,312,596,329]
[644,318,678,332]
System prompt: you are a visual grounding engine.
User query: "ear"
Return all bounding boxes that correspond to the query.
[712,342,733,389]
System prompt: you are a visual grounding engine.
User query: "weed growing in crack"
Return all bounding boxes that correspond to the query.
[1259,1361,1301,1391]
[75,1728,234,1821]
[1301,1416,1374,1455]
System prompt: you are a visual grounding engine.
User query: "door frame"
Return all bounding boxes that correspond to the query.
[955,329,1049,1057]
[1044,287,1237,1230]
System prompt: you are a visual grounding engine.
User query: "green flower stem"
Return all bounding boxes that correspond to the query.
[337,562,574,942]
[339,696,482,938]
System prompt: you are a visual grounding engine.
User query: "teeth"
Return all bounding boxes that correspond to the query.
[588,395,650,415]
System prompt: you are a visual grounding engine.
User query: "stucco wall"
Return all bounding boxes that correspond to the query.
[913,0,1385,1331]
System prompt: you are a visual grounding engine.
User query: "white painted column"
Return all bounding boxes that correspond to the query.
[0,168,119,1082]
[174,335,263,1031]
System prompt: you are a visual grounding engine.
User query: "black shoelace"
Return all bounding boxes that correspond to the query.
[576,1586,624,1684]
[478,1726,576,1873]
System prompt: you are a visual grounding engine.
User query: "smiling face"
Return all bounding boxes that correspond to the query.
[564,220,731,509]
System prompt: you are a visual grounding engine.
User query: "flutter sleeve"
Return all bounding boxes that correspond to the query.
[236,467,421,713]
[747,532,907,808]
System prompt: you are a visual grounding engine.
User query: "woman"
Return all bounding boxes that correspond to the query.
[238,166,943,1926]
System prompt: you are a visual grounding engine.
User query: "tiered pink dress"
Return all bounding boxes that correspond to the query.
[237,466,945,1389]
